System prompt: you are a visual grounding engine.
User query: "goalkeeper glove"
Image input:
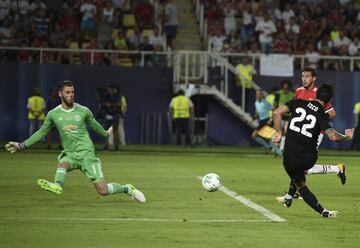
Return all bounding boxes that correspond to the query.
[5,141,27,153]
[106,127,114,146]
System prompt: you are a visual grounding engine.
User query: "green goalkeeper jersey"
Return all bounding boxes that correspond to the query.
[24,103,107,156]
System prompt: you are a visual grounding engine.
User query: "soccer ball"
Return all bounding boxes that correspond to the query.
[202,173,221,192]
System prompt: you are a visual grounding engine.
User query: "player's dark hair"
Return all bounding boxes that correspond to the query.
[57,80,73,91]
[316,83,334,104]
[302,67,317,77]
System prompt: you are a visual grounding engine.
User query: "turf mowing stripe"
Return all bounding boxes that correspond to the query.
[197,177,286,223]
[0,217,272,223]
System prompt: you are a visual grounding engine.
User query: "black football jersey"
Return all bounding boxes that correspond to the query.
[284,99,332,153]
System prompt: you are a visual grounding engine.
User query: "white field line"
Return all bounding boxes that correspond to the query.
[197,177,286,223]
[0,217,272,223]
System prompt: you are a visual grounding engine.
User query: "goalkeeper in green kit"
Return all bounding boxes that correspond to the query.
[5,80,145,203]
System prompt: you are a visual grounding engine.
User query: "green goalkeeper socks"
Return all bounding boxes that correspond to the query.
[107,183,128,195]
[54,168,67,187]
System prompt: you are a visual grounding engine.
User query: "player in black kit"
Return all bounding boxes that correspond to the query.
[272,84,353,218]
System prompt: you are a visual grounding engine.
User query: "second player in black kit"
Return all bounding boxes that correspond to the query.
[283,99,332,182]
[273,83,353,218]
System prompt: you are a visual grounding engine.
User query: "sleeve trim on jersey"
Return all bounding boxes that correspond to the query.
[324,107,334,113]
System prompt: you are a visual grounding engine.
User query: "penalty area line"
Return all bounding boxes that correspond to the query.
[197,176,286,223]
[0,217,272,223]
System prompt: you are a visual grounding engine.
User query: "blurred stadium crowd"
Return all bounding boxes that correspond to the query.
[206,0,360,70]
[0,0,359,70]
[0,0,172,65]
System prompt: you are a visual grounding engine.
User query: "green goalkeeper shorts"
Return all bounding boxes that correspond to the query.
[58,152,104,183]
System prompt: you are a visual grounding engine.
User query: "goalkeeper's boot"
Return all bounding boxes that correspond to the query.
[37,179,63,195]
[321,209,340,218]
[126,184,146,203]
[337,164,346,185]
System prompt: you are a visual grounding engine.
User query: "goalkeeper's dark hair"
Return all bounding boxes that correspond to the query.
[57,80,74,91]
[316,83,334,104]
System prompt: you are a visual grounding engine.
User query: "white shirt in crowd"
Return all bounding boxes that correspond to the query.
[0,0,11,20]
[255,19,276,43]
[80,3,97,20]
[164,2,178,26]
[348,40,360,56]
[149,34,165,47]
[210,35,226,52]
[242,10,252,25]
[285,23,299,34]
[332,36,351,48]
[30,0,46,12]
[11,0,30,15]
[112,0,126,9]
[305,51,320,69]
[282,9,295,23]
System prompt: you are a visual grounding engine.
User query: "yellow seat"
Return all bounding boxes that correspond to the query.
[111,28,122,40]
[123,14,136,28]
[81,42,90,49]
[142,29,154,38]
[118,58,133,67]
[68,42,81,64]
[123,0,132,12]
[126,29,135,39]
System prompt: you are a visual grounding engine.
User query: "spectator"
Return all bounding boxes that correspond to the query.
[80,0,97,34]
[163,0,178,48]
[112,0,126,28]
[127,25,143,50]
[240,3,254,45]
[317,34,332,50]
[30,0,46,13]
[134,0,154,28]
[138,35,153,66]
[255,13,276,53]
[305,43,320,69]
[149,26,165,48]
[209,28,226,52]
[58,8,79,35]
[0,0,11,22]
[348,36,360,56]
[102,0,115,25]
[281,4,295,24]
[223,2,237,35]
[113,30,128,50]
[0,18,14,46]
[152,44,166,67]
[227,30,242,53]
[332,30,351,49]
[97,15,112,48]
[11,0,30,20]
[31,8,50,46]
[285,16,299,41]
[273,32,290,53]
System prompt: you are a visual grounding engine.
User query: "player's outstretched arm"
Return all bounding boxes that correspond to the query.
[85,108,108,137]
[5,141,26,153]
[325,128,354,142]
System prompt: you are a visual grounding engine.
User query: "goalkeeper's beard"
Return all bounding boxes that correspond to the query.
[62,98,74,109]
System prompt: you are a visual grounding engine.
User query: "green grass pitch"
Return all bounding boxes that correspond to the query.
[0,146,359,248]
